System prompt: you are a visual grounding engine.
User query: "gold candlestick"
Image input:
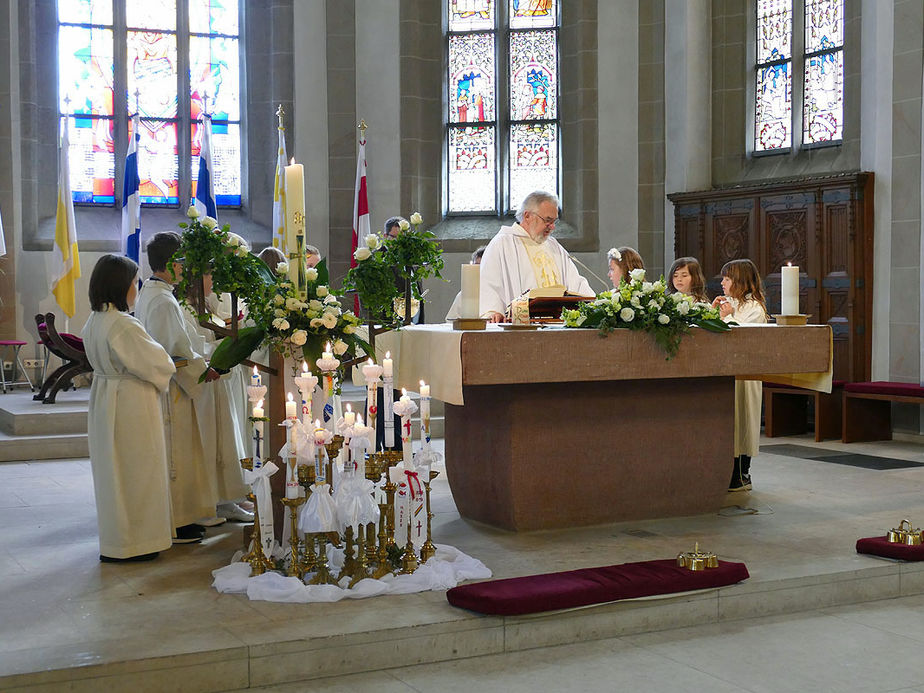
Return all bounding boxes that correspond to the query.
[239,458,275,575]
[280,495,307,579]
[296,464,317,571]
[349,523,371,587]
[419,469,439,563]
[307,532,337,585]
[398,514,418,575]
[324,435,344,487]
[338,525,356,581]
[372,503,391,579]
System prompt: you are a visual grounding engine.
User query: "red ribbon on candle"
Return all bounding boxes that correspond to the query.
[404,470,423,500]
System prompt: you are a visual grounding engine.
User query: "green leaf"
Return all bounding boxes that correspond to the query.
[201,326,266,382]
[315,258,330,286]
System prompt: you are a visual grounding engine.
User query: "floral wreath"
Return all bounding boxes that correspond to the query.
[606,247,622,263]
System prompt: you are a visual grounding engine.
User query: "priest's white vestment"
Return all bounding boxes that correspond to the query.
[479,223,593,316]
[189,310,249,502]
[135,279,217,526]
[82,306,176,558]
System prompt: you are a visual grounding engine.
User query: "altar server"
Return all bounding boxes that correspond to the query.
[135,232,219,543]
[82,255,176,562]
[186,273,253,521]
[667,256,709,303]
[479,190,592,321]
[606,246,645,288]
[714,259,768,492]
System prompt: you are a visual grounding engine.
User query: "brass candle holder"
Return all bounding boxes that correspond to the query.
[307,532,337,585]
[398,514,418,575]
[372,503,391,579]
[676,542,719,571]
[349,524,371,588]
[239,458,275,575]
[324,435,345,486]
[297,464,317,571]
[280,495,307,579]
[338,526,356,581]
[419,469,439,563]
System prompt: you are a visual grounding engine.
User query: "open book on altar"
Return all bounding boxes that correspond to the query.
[507,286,595,323]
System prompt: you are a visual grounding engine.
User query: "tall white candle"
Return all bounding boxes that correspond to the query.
[383,351,395,448]
[461,263,480,318]
[252,399,264,458]
[781,262,799,315]
[285,392,297,420]
[419,380,431,445]
[383,351,393,378]
[284,159,306,265]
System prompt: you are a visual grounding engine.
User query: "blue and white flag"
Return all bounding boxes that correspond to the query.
[121,113,141,263]
[193,114,217,219]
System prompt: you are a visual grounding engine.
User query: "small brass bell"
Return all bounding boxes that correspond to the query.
[677,542,720,571]
[887,519,923,546]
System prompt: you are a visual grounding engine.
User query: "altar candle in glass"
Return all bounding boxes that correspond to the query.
[419,380,431,444]
[251,365,261,387]
[461,263,480,318]
[285,392,297,420]
[781,262,799,315]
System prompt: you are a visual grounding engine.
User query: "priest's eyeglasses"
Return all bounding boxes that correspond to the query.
[532,213,558,227]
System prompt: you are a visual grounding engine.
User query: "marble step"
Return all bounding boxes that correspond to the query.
[0,429,89,461]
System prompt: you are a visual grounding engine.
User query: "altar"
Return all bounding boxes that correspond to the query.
[377,324,832,531]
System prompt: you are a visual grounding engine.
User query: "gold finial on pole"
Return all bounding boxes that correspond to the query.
[133,88,141,115]
[358,119,367,139]
[276,103,285,130]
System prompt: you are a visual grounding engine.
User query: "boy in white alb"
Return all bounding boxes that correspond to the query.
[134,232,220,543]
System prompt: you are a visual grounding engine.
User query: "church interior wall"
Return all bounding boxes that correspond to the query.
[638,0,665,278]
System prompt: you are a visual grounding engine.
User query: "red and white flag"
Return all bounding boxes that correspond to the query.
[351,133,370,313]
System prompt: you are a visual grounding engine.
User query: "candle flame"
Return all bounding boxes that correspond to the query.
[253,365,258,375]
[290,157,295,165]
[401,388,407,396]
[787,261,792,267]
[287,392,294,402]
[256,399,263,408]
[420,379,426,387]
[367,358,373,366]
[315,418,321,427]
[356,415,364,427]
[302,360,308,373]
[346,403,352,413]
[385,351,391,359]
[325,342,331,352]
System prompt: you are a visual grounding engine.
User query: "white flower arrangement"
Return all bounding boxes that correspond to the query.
[186,206,200,219]
[305,267,318,281]
[316,285,329,297]
[365,234,380,250]
[409,211,423,226]
[606,247,622,262]
[202,216,218,230]
[354,247,372,262]
[561,269,731,358]
[398,219,410,232]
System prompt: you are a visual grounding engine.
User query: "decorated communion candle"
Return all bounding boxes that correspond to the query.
[286,459,299,499]
[781,262,799,315]
[285,392,297,420]
[383,351,395,448]
[419,380,431,444]
[251,365,261,387]
[461,263,480,318]
[284,158,306,261]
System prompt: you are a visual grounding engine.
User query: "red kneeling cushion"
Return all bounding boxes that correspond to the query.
[845,381,924,398]
[446,558,750,616]
[38,324,85,353]
[856,536,924,561]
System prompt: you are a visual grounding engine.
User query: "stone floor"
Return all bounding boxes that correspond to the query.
[1,433,924,691]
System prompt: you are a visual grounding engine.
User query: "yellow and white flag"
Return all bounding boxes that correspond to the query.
[51,117,81,317]
[272,115,287,251]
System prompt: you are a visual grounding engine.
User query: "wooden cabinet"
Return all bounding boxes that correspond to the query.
[668,173,874,382]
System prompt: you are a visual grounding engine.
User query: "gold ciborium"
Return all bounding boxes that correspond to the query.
[887,518,923,545]
[676,542,719,571]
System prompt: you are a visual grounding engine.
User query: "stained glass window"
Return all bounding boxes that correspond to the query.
[803,0,844,144]
[753,0,844,153]
[754,0,792,151]
[57,0,242,206]
[446,0,559,215]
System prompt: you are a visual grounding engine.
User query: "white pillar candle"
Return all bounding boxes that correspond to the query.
[419,380,431,445]
[781,262,799,315]
[383,351,395,448]
[383,351,393,378]
[322,342,333,360]
[252,399,264,457]
[461,263,480,318]
[344,403,356,427]
[284,159,306,266]
[285,392,297,420]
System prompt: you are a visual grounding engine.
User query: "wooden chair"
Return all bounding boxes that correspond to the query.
[33,313,92,404]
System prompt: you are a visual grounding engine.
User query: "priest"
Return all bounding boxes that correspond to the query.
[479,190,593,321]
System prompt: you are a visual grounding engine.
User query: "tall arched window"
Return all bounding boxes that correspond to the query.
[57,0,242,206]
[754,0,843,153]
[446,0,560,215]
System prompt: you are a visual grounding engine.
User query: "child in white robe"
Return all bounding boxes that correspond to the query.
[134,232,220,543]
[713,258,769,492]
[82,255,176,562]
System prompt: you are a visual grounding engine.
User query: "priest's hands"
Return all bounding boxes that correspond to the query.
[203,367,221,382]
[486,311,504,323]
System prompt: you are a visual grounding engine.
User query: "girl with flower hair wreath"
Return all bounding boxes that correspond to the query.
[667,256,709,303]
[606,246,645,288]
[713,258,768,493]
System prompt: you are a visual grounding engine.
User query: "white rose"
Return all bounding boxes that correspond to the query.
[285,297,300,311]
[619,307,635,322]
[629,268,646,282]
[658,314,670,325]
[410,212,423,226]
[186,206,200,219]
[398,219,410,232]
[275,261,288,275]
[273,294,285,306]
[323,295,339,306]
[308,299,323,312]
[343,325,356,334]
[202,216,218,230]
[274,308,286,318]
[678,301,691,315]
[642,282,654,294]
[321,312,338,329]
[235,246,248,257]
[332,339,348,356]
[290,329,308,346]
[648,299,659,310]
[305,267,318,282]
[272,318,290,330]
[306,309,319,319]
[365,234,380,250]
[354,247,372,262]
[310,318,324,328]
[316,285,329,297]
[653,280,666,293]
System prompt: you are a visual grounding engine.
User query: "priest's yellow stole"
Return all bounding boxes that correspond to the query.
[518,236,561,288]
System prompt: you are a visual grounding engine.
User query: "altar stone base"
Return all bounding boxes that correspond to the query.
[444,376,734,531]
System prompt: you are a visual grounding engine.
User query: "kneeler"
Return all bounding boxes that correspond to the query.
[856,537,924,561]
[33,313,93,404]
[446,558,749,616]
